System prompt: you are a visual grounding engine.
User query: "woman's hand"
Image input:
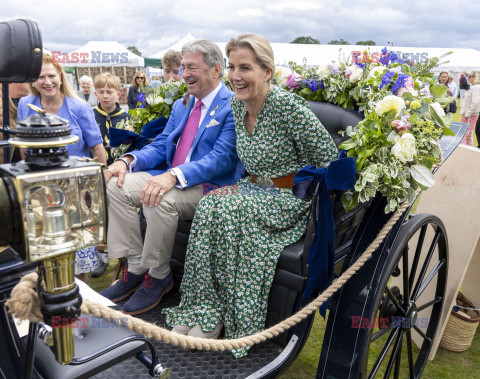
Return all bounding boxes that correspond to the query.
[140,172,177,207]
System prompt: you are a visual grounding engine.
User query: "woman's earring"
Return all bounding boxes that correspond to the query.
[32,83,35,88]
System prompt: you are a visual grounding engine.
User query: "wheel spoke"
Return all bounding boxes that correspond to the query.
[402,247,410,306]
[371,322,394,342]
[394,334,402,379]
[385,286,404,313]
[411,229,440,301]
[417,296,442,312]
[414,259,445,301]
[413,325,432,343]
[406,330,415,378]
[368,328,400,378]
[384,330,405,378]
[409,224,428,292]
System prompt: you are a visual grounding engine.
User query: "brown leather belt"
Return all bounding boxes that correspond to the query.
[250,173,296,188]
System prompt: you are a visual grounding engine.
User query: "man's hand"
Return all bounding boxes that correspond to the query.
[104,156,133,186]
[140,172,177,207]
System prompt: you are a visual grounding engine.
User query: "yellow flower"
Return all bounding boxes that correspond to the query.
[410,100,421,110]
[375,95,406,117]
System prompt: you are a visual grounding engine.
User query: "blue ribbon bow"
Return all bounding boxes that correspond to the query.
[293,151,356,315]
[109,117,168,151]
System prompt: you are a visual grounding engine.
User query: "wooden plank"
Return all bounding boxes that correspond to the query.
[410,144,480,358]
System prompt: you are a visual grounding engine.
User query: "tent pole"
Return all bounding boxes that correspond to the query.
[74,67,79,91]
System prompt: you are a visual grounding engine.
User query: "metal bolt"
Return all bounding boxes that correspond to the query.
[38,324,53,346]
[153,364,171,378]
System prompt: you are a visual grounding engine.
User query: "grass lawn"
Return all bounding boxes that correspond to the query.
[90,101,479,378]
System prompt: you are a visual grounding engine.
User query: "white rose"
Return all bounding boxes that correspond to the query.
[349,67,363,83]
[318,65,332,79]
[273,66,292,88]
[375,95,406,117]
[430,102,445,118]
[146,95,164,106]
[391,133,416,163]
[368,66,386,78]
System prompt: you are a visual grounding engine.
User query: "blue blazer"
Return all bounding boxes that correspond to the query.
[132,82,242,189]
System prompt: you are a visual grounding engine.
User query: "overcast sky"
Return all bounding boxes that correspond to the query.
[3,0,480,57]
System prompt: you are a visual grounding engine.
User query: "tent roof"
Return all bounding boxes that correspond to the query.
[213,43,480,73]
[61,41,144,67]
[150,33,196,59]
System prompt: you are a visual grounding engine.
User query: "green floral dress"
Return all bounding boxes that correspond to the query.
[164,86,337,357]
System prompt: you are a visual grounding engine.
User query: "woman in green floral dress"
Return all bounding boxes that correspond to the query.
[163,33,337,357]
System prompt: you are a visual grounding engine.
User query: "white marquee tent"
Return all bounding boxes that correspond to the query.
[61,41,144,67]
[152,34,480,80]
[150,33,196,59]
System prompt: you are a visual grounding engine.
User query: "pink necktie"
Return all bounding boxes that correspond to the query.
[172,100,203,168]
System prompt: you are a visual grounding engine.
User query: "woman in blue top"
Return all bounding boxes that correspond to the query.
[17,53,107,283]
[18,54,106,162]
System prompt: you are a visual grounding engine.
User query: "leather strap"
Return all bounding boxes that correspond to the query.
[250,173,296,188]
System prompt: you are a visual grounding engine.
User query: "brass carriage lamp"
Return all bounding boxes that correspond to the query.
[0,105,107,364]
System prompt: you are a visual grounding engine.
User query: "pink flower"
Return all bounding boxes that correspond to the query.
[404,76,414,89]
[390,119,412,135]
[286,74,301,90]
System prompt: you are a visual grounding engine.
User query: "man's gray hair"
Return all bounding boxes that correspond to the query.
[181,39,225,77]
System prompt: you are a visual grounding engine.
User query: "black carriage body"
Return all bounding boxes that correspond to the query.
[0,106,466,379]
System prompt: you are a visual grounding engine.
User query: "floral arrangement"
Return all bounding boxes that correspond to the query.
[130,80,188,134]
[276,48,455,213]
[113,80,188,157]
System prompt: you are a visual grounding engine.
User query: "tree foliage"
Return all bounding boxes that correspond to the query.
[328,38,349,45]
[356,40,376,46]
[290,36,320,44]
[127,46,142,56]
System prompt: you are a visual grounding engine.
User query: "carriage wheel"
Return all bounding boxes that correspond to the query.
[361,213,448,378]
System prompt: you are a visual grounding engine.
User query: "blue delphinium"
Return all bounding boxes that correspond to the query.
[137,92,146,108]
[356,63,366,68]
[381,47,388,54]
[391,73,410,94]
[309,79,318,92]
[380,71,395,89]
[178,67,183,77]
[319,80,325,89]
[303,79,308,87]
[379,54,389,65]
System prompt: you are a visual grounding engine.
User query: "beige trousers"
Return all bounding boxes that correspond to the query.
[107,171,203,278]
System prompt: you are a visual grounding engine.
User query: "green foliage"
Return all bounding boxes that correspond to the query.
[126,45,142,56]
[291,36,320,44]
[328,38,349,45]
[281,50,453,213]
[356,40,376,46]
[113,81,188,157]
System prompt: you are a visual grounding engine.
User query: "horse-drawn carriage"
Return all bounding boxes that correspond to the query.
[0,19,466,379]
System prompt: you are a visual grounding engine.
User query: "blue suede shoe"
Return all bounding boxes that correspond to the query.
[99,268,146,302]
[122,272,174,315]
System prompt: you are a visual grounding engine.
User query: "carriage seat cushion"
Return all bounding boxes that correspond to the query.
[307,101,363,146]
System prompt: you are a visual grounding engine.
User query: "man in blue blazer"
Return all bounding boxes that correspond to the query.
[101,39,242,315]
